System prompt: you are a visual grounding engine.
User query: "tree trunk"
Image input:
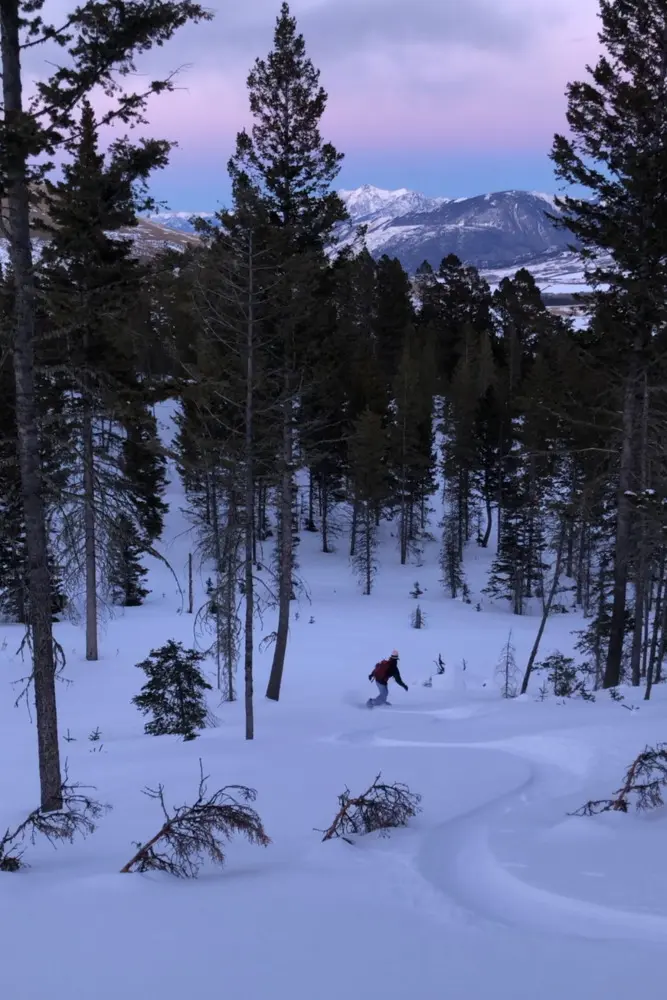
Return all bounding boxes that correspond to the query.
[521,519,566,694]
[210,473,223,691]
[244,236,255,739]
[82,403,98,661]
[603,370,638,688]
[266,383,293,702]
[630,373,649,687]
[645,549,665,701]
[576,510,587,608]
[350,497,358,558]
[364,505,372,595]
[306,468,315,530]
[481,488,493,548]
[321,474,330,553]
[1,0,63,811]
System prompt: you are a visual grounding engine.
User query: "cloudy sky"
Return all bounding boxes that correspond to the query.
[110,0,602,208]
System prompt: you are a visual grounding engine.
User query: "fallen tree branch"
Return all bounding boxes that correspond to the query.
[121,760,270,877]
[320,773,421,843]
[572,743,667,816]
[0,765,109,871]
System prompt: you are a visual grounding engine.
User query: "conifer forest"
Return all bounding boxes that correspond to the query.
[0,0,666,844]
[6,3,667,998]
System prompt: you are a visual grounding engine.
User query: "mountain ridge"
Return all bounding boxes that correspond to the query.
[147,185,575,276]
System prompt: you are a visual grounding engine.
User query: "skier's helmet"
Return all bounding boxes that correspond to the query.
[391,649,399,658]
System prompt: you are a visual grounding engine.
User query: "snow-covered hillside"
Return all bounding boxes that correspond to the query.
[1,401,663,1000]
[483,248,592,295]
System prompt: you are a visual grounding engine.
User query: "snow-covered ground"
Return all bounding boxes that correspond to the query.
[1,403,665,1000]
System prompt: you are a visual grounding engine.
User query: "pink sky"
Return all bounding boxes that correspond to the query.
[145,0,600,146]
[92,0,604,202]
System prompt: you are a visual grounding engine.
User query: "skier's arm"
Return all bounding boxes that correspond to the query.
[394,666,408,690]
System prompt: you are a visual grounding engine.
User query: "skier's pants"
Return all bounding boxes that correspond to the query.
[369,681,389,706]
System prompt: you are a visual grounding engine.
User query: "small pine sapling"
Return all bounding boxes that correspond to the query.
[108,515,150,607]
[320,773,422,843]
[0,767,109,871]
[88,727,102,743]
[120,761,270,877]
[434,654,445,675]
[572,744,667,816]
[133,640,213,741]
[495,631,519,698]
[410,604,426,629]
[536,652,595,701]
[410,580,423,598]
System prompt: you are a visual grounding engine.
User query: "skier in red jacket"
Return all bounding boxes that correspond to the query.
[367,650,408,707]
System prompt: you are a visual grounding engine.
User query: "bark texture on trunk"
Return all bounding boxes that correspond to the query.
[604,367,638,688]
[265,385,293,702]
[82,405,98,661]
[244,237,255,739]
[1,0,63,811]
[521,519,567,695]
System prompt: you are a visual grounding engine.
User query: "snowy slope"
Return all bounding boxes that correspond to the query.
[1,401,665,1000]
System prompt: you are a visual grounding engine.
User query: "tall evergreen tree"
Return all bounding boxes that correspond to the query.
[550,0,667,687]
[391,331,436,565]
[0,0,210,813]
[375,255,414,386]
[349,408,390,595]
[41,102,170,650]
[227,1,347,701]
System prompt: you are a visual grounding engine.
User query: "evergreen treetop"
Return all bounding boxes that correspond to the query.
[227,1,347,248]
[550,0,667,315]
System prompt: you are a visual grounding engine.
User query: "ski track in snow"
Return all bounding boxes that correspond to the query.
[329,706,667,945]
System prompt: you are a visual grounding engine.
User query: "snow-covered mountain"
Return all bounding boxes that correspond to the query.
[148,185,574,277]
[338,183,449,220]
[146,210,216,234]
[335,187,571,273]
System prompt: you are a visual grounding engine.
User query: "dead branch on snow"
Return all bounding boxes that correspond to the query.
[120,759,270,877]
[572,743,667,816]
[320,773,421,843]
[0,765,109,871]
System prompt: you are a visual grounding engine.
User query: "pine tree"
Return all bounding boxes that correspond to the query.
[227,1,347,702]
[550,0,667,688]
[375,255,415,386]
[299,261,351,552]
[349,408,390,594]
[121,407,168,545]
[391,331,436,565]
[41,102,172,654]
[428,255,493,384]
[108,515,150,607]
[133,641,212,741]
[0,0,210,812]
[495,631,519,698]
